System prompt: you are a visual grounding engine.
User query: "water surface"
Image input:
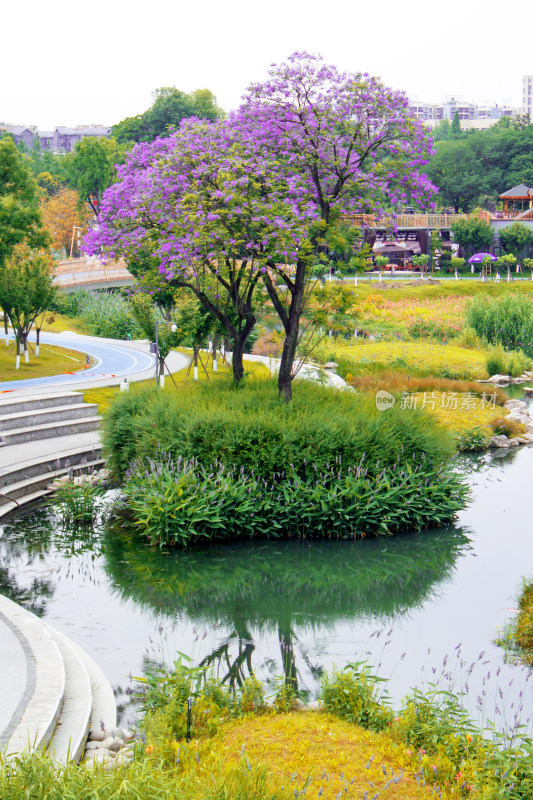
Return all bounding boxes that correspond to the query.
[1,445,533,732]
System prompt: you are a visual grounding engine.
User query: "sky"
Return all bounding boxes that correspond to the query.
[2,0,532,130]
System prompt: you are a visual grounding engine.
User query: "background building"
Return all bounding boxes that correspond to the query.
[523,76,533,118]
[0,124,110,152]
[409,97,521,130]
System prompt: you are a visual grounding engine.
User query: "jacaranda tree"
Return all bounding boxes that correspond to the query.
[85,118,314,382]
[86,52,436,398]
[235,52,437,399]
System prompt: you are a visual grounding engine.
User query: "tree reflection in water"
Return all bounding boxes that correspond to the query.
[0,505,472,695]
[103,527,471,693]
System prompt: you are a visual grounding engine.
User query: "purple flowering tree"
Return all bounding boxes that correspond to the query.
[237,52,437,399]
[85,118,315,383]
[87,53,436,399]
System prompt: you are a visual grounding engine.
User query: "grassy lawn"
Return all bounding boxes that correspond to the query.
[332,278,533,302]
[84,352,270,412]
[39,311,86,334]
[0,340,91,383]
[405,390,510,437]
[319,340,489,380]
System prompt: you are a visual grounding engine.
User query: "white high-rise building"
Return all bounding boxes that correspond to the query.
[523,76,533,118]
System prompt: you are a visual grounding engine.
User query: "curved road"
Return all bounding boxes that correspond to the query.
[0,331,164,393]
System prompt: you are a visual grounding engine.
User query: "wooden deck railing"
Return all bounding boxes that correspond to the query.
[343,213,469,229]
[53,257,133,288]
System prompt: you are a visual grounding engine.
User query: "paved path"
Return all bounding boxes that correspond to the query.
[0,333,188,395]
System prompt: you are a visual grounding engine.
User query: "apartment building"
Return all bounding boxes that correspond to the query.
[0,124,110,152]
[410,97,520,130]
[523,76,533,118]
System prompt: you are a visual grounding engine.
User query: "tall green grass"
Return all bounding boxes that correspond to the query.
[53,290,143,340]
[467,293,533,352]
[103,379,455,482]
[0,750,276,800]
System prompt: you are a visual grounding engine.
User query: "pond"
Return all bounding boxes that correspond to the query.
[1,443,533,734]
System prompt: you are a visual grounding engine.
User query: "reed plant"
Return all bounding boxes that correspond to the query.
[51,480,106,526]
[54,289,143,340]
[467,293,533,352]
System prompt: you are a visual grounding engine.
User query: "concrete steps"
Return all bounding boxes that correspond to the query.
[0,403,99,432]
[0,416,100,447]
[0,392,83,416]
[0,596,65,757]
[0,594,116,763]
[0,391,117,762]
[0,392,104,518]
[44,626,93,763]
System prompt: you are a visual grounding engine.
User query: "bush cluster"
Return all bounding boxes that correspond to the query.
[53,289,143,340]
[485,344,530,377]
[119,452,468,547]
[103,380,455,482]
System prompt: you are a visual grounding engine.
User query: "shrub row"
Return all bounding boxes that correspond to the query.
[54,289,143,340]
[485,345,530,377]
[119,453,469,547]
[103,380,455,482]
[467,293,533,352]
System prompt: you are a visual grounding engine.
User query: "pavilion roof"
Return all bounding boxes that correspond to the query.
[499,183,532,199]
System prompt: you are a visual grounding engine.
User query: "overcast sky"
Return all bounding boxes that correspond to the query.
[2,0,532,130]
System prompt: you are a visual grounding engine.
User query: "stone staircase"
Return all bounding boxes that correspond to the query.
[0,392,103,518]
[0,594,116,763]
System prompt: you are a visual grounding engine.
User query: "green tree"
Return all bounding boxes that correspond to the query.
[431,119,451,142]
[451,111,462,138]
[427,122,533,212]
[506,153,533,187]
[498,222,533,258]
[0,136,49,271]
[64,137,122,216]
[451,256,465,273]
[112,87,222,145]
[130,292,180,383]
[427,141,488,211]
[0,245,56,368]
[451,214,494,258]
[172,292,216,379]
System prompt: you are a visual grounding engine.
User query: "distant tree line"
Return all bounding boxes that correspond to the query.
[1,84,223,229]
[427,116,533,212]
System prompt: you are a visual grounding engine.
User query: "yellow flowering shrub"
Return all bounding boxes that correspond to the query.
[213,712,438,799]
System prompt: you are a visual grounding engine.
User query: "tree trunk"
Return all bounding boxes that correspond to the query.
[277,261,306,402]
[278,623,298,694]
[232,338,245,382]
[230,316,256,384]
[212,336,218,372]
